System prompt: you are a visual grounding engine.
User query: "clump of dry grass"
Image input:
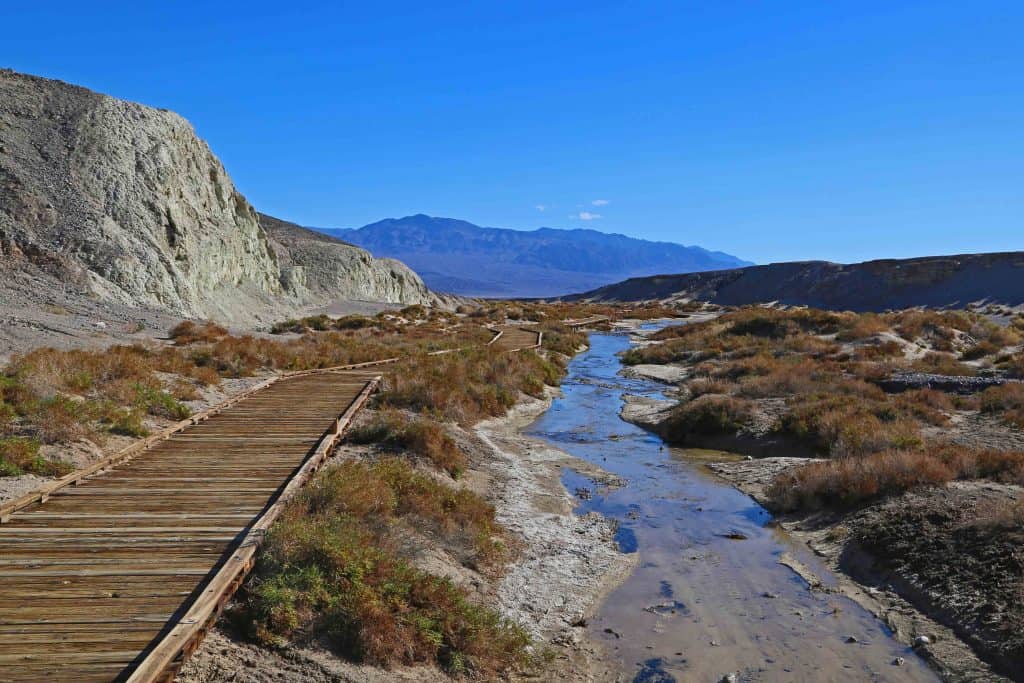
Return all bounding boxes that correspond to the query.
[242,458,527,676]
[348,410,467,477]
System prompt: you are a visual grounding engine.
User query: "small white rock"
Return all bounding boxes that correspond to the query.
[914,635,931,647]
[893,657,906,666]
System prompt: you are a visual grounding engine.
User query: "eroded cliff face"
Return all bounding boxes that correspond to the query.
[259,213,438,306]
[0,69,441,322]
[0,69,282,318]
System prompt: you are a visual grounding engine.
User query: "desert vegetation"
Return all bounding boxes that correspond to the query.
[626,306,1024,510]
[241,458,527,676]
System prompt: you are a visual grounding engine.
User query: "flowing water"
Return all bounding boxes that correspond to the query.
[526,330,938,683]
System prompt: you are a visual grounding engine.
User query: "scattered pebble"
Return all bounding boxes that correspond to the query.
[893,657,906,666]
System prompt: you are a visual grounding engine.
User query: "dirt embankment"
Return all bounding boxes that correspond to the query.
[707,458,1018,683]
[179,390,636,682]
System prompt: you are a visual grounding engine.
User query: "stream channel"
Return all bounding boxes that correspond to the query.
[525,328,939,682]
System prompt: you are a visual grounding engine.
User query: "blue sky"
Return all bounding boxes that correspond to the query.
[6,1,1022,264]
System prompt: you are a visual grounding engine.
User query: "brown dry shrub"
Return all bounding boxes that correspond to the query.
[835,314,889,342]
[980,384,1024,429]
[853,340,904,361]
[348,410,467,477]
[768,444,1024,512]
[377,349,561,425]
[1000,353,1024,379]
[169,320,229,345]
[688,378,734,398]
[911,352,977,377]
[889,310,974,343]
[893,389,953,426]
[767,450,954,511]
[779,394,922,457]
[661,396,753,442]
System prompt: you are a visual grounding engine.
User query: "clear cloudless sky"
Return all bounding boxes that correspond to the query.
[5,1,1023,263]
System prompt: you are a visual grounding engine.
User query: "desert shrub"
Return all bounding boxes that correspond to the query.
[767,450,954,511]
[538,323,586,356]
[171,379,202,402]
[348,410,466,477]
[911,352,977,377]
[779,394,922,457]
[133,385,191,420]
[889,310,974,344]
[377,349,561,425]
[104,408,149,437]
[170,320,229,345]
[853,340,904,361]
[0,401,13,433]
[962,340,1001,361]
[335,315,374,330]
[835,314,889,342]
[399,304,429,320]
[0,437,72,477]
[661,396,753,442]
[980,384,1024,429]
[28,395,94,443]
[769,443,1024,512]
[688,378,734,398]
[999,353,1024,379]
[243,459,527,676]
[893,389,953,426]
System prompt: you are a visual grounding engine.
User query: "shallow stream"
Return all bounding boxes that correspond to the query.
[526,330,939,682]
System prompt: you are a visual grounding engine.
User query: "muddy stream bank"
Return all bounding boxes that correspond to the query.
[525,329,939,682]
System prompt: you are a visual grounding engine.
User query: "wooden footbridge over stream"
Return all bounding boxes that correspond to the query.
[0,327,541,682]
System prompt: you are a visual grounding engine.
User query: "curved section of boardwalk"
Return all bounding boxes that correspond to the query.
[491,325,541,351]
[0,370,380,683]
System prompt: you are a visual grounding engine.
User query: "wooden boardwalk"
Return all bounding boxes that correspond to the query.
[563,315,610,329]
[0,369,380,683]
[490,325,542,351]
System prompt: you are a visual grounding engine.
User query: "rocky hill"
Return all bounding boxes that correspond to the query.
[322,214,750,298]
[566,252,1024,311]
[0,68,437,330]
[259,213,440,306]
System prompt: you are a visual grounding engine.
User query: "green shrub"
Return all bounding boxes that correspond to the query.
[0,437,73,477]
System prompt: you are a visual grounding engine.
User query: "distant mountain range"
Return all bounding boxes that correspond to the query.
[566,252,1024,311]
[316,215,750,298]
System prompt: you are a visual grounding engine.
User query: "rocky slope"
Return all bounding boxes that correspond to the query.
[259,213,439,306]
[568,252,1024,311]
[0,68,439,326]
[322,214,750,298]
